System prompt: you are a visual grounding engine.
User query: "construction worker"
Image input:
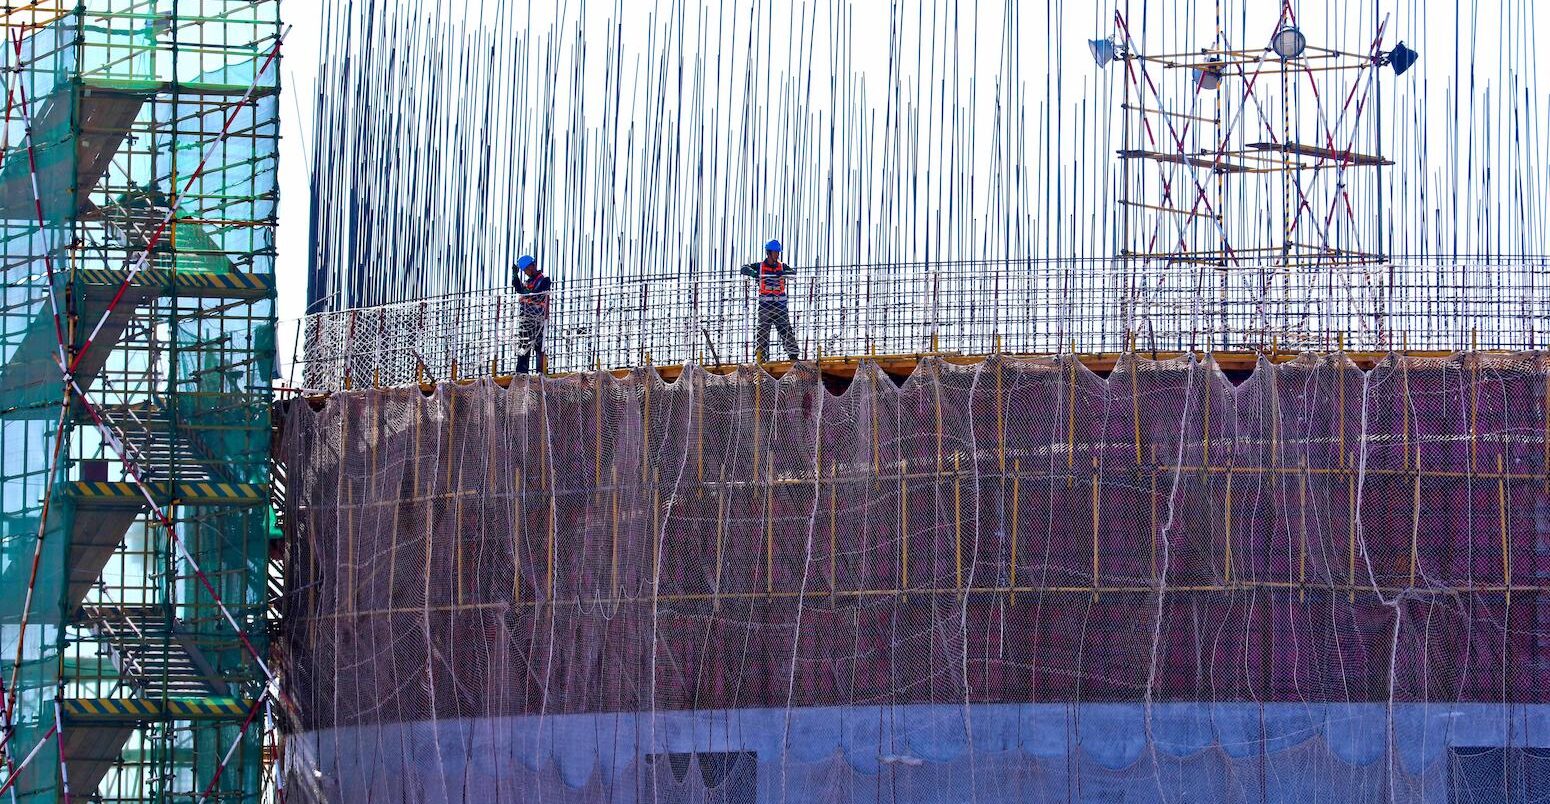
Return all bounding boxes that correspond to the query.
[739,239,799,362]
[512,255,551,374]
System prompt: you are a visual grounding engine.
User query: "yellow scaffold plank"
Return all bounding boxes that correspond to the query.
[62,697,255,723]
[75,268,275,301]
[65,480,268,507]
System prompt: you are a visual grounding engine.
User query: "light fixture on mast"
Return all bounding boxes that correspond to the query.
[1269,26,1306,59]
[1384,42,1419,75]
[1089,37,1121,68]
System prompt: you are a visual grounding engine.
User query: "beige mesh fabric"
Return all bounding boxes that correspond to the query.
[278,354,1550,803]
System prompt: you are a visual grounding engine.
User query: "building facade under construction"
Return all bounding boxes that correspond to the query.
[272,0,1550,800]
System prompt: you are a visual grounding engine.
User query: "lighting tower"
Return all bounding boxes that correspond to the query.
[1090,5,1417,349]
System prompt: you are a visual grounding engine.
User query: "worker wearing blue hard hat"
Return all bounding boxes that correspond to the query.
[739,239,799,363]
[511,254,551,374]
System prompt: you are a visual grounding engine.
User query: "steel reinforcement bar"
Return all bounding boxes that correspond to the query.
[292,258,1550,390]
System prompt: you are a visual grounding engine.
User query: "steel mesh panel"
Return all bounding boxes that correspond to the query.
[293,261,1550,390]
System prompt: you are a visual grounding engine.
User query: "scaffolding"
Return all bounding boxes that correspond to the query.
[0,2,280,802]
[291,256,1550,391]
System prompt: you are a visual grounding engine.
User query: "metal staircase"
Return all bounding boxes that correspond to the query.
[93,400,232,484]
[80,603,232,697]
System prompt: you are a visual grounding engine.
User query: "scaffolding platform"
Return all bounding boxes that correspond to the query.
[67,480,267,506]
[62,697,257,723]
[0,481,266,621]
[0,269,275,418]
[52,698,256,800]
[0,4,280,801]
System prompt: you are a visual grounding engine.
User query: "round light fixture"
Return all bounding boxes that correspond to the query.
[1270,26,1307,59]
[1194,57,1223,91]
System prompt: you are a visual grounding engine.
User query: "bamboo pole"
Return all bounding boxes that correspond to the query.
[448,392,462,604]
[872,388,881,475]
[829,462,838,606]
[345,484,355,608]
[324,578,1550,617]
[1223,467,1233,586]
[1010,460,1020,605]
[712,486,725,611]
[1338,357,1347,470]
[696,371,704,482]
[998,357,1010,470]
[595,371,604,486]
[1470,354,1480,473]
[1131,356,1142,465]
[652,468,662,602]
[1269,357,1280,472]
[935,365,945,474]
[548,480,558,601]
[1066,359,1076,470]
[689,461,1548,487]
[1090,456,1101,601]
[1203,363,1212,467]
[513,466,523,605]
[1408,469,1421,588]
[644,371,653,483]
[765,454,774,596]
[610,466,620,599]
[1347,471,1356,603]
[1499,454,1511,606]
[484,389,498,603]
[954,453,963,591]
[1543,358,1549,494]
[1298,456,1308,601]
[344,404,356,606]
[1149,447,1158,583]
[1400,356,1412,472]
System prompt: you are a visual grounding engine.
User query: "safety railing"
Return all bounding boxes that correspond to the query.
[291,257,1550,390]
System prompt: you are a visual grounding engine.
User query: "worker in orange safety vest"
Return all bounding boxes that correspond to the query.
[738,239,799,363]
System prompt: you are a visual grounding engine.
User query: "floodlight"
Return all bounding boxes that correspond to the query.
[1389,42,1418,75]
[1089,38,1118,68]
[1270,26,1306,59]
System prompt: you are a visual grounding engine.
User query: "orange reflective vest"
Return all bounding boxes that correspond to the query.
[757,260,789,301]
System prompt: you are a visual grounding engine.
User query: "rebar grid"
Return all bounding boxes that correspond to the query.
[295,257,1550,390]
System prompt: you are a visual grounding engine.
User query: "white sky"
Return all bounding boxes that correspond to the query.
[275,4,321,328]
[274,0,1546,338]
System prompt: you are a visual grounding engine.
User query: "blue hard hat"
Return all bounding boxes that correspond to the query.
[764,239,782,253]
[516,255,537,271]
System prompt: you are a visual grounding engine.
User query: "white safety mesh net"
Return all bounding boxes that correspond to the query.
[277,353,1550,803]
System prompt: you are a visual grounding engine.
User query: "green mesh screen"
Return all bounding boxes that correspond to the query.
[0,3,279,802]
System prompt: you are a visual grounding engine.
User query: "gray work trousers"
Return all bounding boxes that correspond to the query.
[755,300,798,362]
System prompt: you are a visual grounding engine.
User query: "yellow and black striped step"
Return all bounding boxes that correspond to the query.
[62,697,256,722]
[74,268,274,301]
[65,480,267,507]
